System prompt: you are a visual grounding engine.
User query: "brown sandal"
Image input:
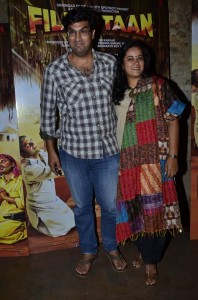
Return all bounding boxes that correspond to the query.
[132,253,143,268]
[105,250,127,272]
[75,254,97,278]
[145,264,158,286]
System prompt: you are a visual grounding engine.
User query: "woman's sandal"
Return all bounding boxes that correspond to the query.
[105,250,127,272]
[132,253,143,268]
[145,264,158,286]
[75,254,97,278]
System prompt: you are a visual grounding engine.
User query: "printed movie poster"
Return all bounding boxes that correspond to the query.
[1,0,169,255]
[0,22,28,256]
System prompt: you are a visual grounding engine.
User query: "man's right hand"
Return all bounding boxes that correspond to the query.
[45,140,62,176]
[48,152,62,176]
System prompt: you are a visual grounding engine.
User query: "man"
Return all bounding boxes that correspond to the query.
[19,135,75,237]
[40,7,127,277]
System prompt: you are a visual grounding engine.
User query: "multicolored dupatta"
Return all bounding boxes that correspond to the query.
[115,76,185,243]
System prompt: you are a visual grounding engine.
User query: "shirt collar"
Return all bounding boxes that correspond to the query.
[65,49,97,65]
[1,173,15,183]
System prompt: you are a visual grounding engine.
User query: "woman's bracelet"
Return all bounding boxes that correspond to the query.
[168,154,178,158]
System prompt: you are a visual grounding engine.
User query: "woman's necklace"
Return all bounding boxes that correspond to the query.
[128,87,136,113]
[128,77,140,96]
[129,87,135,98]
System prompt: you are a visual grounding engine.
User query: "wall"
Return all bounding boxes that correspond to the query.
[168,0,191,210]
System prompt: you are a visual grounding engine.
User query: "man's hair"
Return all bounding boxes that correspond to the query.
[19,135,27,158]
[62,6,97,31]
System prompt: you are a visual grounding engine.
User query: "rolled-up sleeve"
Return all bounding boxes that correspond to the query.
[40,66,59,140]
[159,79,186,121]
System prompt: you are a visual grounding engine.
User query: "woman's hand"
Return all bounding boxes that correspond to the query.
[0,191,4,203]
[165,157,178,178]
[0,189,7,200]
[0,189,16,204]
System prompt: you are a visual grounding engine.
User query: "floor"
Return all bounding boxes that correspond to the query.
[0,229,198,300]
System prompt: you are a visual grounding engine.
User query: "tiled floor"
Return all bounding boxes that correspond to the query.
[0,230,198,300]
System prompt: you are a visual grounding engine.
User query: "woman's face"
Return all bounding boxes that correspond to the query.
[123,46,144,81]
[0,157,14,175]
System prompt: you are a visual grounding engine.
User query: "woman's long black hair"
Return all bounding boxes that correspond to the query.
[112,39,153,104]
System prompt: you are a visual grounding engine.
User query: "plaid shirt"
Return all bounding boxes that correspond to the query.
[40,50,119,159]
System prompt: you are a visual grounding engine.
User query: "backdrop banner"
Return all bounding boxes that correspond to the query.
[0,0,169,255]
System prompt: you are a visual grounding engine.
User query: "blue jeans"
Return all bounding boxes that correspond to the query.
[59,148,119,254]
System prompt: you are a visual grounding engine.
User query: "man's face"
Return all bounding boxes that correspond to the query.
[21,137,39,157]
[0,157,14,175]
[67,21,95,57]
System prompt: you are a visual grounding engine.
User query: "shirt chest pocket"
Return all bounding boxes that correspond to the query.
[59,81,88,119]
[98,74,114,95]
[59,81,84,105]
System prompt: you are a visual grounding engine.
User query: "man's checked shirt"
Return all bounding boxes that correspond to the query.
[40,50,119,159]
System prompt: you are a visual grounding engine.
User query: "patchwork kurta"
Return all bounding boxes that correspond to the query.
[115,76,185,243]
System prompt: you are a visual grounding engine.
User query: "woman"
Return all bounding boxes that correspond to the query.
[113,40,185,286]
[0,154,27,244]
